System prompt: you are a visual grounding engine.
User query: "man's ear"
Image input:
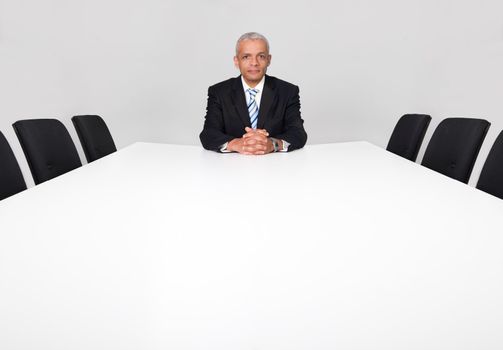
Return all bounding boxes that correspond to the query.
[233,56,239,68]
[267,54,272,67]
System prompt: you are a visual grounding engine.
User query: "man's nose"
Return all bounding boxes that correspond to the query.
[250,57,259,65]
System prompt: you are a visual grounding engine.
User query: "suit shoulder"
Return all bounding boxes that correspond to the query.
[267,75,299,91]
[208,77,237,92]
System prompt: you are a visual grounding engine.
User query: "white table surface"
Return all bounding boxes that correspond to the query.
[1,142,502,350]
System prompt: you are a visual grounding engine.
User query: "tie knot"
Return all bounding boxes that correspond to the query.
[247,88,258,97]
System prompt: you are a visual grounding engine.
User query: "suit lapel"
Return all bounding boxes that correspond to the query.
[231,76,251,129]
[257,75,276,129]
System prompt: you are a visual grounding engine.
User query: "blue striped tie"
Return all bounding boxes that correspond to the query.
[247,88,259,129]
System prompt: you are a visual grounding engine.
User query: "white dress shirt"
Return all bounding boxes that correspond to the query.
[241,75,265,109]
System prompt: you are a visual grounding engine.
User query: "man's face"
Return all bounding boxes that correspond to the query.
[234,39,271,87]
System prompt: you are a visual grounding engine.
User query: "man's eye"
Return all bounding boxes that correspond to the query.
[259,55,266,59]
[243,55,249,59]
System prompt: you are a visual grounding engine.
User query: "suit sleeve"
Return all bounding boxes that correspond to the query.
[199,86,235,152]
[274,86,307,151]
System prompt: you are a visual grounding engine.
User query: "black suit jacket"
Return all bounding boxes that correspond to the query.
[199,75,307,152]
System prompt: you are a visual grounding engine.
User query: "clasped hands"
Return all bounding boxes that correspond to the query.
[227,127,276,155]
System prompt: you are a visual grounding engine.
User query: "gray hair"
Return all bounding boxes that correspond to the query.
[235,32,270,55]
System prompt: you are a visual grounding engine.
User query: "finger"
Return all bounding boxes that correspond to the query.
[256,129,269,136]
[243,130,257,138]
[247,128,268,136]
[251,135,269,144]
[243,147,258,155]
[245,138,267,147]
[243,128,255,137]
[246,143,266,151]
[243,128,268,138]
[247,131,268,140]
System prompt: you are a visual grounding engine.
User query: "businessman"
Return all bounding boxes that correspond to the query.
[199,32,307,154]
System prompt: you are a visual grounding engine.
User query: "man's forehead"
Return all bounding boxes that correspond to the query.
[237,39,269,52]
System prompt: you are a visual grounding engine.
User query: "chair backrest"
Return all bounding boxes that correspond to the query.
[476,130,503,199]
[0,131,27,200]
[421,117,490,183]
[72,115,117,162]
[386,114,431,161]
[12,119,82,185]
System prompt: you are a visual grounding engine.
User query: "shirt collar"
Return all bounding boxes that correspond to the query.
[241,75,266,93]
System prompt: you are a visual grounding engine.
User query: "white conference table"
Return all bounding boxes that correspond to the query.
[1,142,502,350]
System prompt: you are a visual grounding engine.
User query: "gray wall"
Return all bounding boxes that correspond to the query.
[1,0,502,187]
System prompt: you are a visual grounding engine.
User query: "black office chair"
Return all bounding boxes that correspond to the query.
[13,119,82,185]
[386,114,431,161]
[476,130,503,199]
[0,131,27,200]
[72,115,117,163]
[421,117,490,183]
